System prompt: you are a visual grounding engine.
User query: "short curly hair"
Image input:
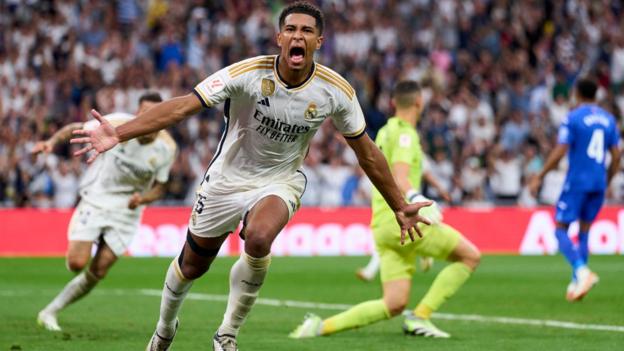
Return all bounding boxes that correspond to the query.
[278,1,325,34]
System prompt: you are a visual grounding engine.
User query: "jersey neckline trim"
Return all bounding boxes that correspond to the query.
[273,55,316,91]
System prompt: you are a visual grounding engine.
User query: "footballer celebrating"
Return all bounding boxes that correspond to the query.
[34,93,177,331]
[70,2,432,350]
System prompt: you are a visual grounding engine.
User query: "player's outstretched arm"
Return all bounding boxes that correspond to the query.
[31,122,83,155]
[71,94,202,163]
[346,134,432,244]
[128,182,167,210]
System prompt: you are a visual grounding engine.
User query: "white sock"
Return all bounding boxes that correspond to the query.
[43,271,99,314]
[218,252,271,337]
[156,259,193,338]
[361,250,380,278]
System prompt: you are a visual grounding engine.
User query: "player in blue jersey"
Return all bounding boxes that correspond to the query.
[530,78,621,302]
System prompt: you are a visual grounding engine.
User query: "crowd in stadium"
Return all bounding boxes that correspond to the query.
[1,0,623,208]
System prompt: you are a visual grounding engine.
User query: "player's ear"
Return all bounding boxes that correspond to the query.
[316,35,324,50]
[415,94,423,110]
[277,32,283,48]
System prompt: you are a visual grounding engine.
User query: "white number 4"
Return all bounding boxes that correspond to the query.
[586,129,604,163]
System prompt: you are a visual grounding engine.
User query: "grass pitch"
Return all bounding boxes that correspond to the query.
[1,255,623,350]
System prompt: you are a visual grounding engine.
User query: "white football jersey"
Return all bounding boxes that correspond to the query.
[194,55,366,190]
[79,113,177,213]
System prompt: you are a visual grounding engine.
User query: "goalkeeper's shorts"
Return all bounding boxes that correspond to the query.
[372,218,461,282]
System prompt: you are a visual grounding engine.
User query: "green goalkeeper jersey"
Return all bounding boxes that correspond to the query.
[371,117,422,225]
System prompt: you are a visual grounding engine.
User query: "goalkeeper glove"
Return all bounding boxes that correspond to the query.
[408,192,443,224]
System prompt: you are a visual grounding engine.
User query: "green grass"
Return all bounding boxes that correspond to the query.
[1,256,623,350]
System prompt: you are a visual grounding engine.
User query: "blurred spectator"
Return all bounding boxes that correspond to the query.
[500,110,530,153]
[341,166,372,207]
[489,147,522,204]
[300,144,323,207]
[0,0,622,208]
[460,157,486,203]
[318,154,351,207]
[50,159,79,208]
[425,151,454,201]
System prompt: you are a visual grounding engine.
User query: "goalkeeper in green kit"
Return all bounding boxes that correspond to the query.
[290,81,481,339]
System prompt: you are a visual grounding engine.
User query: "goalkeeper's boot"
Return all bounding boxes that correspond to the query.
[37,309,62,332]
[403,311,450,338]
[146,319,179,351]
[213,332,238,351]
[571,267,599,301]
[289,313,322,339]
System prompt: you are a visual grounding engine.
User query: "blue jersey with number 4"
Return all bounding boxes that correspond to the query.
[558,104,619,191]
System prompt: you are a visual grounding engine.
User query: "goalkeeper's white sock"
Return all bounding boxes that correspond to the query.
[218,252,271,337]
[156,259,193,338]
[42,271,100,315]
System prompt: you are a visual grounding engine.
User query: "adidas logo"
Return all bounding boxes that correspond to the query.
[257,97,270,107]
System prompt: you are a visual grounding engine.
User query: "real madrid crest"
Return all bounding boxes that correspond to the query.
[304,102,318,121]
[261,78,275,97]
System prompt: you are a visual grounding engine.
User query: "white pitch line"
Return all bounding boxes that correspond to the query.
[135,289,624,333]
[4,288,624,333]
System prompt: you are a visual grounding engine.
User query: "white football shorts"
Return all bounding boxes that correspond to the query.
[188,171,307,238]
[67,201,141,256]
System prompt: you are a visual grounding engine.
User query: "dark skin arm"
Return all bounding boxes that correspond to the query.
[71,94,202,162]
[346,134,432,244]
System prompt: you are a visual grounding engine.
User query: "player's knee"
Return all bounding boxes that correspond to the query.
[463,248,481,271]
[385,298,408,317]
[66,256,89,273]
[180,260,208,280]
[243,227,274,256]
[88,267,108,280]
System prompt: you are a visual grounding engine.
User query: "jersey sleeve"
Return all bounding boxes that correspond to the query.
[557,115,572,145]
[155,131,177,183]
[83,112,134,131]
[193,56,274,108]
[331,92,367,139]
[193,67,239,108]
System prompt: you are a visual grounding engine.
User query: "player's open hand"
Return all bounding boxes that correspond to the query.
[395,200,433,245]
[128,192,142,209]
[31,140,54,155]
[70,109,119,163]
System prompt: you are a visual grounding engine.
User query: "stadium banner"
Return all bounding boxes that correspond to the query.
[0,207,622,257]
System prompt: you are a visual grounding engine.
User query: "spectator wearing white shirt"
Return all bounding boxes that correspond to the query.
[488,147,522,204]
[51,159,79,208]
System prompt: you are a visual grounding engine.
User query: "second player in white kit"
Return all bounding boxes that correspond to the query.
[35,93,177,332]
[71,112,177,255]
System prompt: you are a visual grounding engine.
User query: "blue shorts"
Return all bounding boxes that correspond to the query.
[555,189,605,224]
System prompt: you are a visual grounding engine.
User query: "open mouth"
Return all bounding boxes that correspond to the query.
[289,46,305,65]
